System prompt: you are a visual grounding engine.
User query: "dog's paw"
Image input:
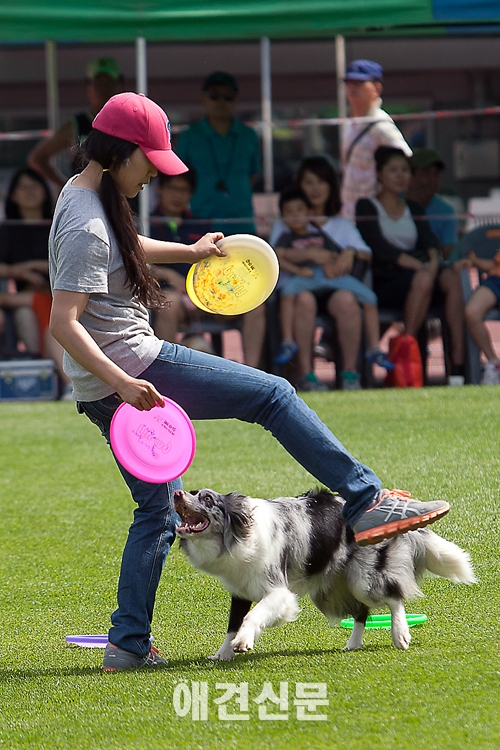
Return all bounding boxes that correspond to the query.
[392,625,411,650]
[208,634,237,661]
[208,647,236,661]
[343,622,364,651]
[231,627,255,653]
[342,636,363,651]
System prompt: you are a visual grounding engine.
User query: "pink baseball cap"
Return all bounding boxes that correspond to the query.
[92,92,187,175]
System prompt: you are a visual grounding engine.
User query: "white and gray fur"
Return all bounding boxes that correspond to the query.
[174,488,476,660]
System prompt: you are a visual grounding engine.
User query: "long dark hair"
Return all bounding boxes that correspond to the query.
[295,156,342,217]
[5,167,53,220]
[374,146,411,173]
[83,129,163,308]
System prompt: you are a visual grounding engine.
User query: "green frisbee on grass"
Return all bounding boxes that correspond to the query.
[340,614,428,629]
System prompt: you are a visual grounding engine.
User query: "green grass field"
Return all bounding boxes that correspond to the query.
[0,387,499,750]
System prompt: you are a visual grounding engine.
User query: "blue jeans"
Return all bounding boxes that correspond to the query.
[79,341,381,655]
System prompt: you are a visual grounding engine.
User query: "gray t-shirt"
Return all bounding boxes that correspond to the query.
[49,180,162,401]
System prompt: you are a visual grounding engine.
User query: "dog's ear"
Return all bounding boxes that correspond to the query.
[223,493,253,550]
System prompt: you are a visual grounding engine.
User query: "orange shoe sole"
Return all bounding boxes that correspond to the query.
[354,503,450,546]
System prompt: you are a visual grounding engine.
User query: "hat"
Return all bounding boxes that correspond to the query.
[344,60,383,82]
[202,71,238,92]
[92,93,188,175]
[86,57,122,81]
[410,148,446,170]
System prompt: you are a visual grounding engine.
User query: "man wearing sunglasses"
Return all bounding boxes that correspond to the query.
[176,71,261,236]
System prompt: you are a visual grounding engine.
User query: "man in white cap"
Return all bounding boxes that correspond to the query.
[341,59,412,220]
[28,57,123,190]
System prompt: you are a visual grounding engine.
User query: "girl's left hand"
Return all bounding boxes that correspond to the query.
[117,376,166,411]
[191,232,226,261]
[323,257,339,279]
[335,248,355,277]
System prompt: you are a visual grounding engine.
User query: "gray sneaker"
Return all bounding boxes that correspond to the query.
[102,642,167,672]
[296,372,329,392]
[352,488,450,546]
[340,371,361,390]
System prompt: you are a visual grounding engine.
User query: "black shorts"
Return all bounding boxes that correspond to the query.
[481,274,500,304]
[374,267,445,310]
[302,289,361,316]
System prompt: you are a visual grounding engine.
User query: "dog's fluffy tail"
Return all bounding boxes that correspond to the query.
[422,530,477,584]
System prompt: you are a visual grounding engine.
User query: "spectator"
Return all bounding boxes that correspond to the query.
[463,250,500,384]
[176,71,261,235]
[341,59,412,220]
[149,169,211,344]
[273,186,393,391]
[0,168,53,357]
[0,167,72,397]
[28,57,123,190]
[175,72,265,367]
[355,146,465,383]
[150,169,265,368]
[407,148,459,260]
[270,156,377,391]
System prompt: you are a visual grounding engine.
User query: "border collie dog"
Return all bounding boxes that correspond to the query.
[174,488,475,660]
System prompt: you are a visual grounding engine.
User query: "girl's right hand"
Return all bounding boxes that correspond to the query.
[191,232,226,261]
[117,377,165,411]
[308,248,332,265]
[300,267,314,278]
[323,257,339,279]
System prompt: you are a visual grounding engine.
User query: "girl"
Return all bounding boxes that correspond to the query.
[355,146,465,381]
[48,93,449,671]
[0,168,72,396]
[270,156,380,391]
[272,186,393,387]
[463,249,500,384]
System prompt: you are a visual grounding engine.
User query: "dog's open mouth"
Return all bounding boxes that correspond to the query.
[175,509,210,535]
[174,490,211,536]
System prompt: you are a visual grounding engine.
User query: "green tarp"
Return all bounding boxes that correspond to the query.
[0,0,497,44]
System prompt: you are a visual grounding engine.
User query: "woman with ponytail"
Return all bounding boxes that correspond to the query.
[48,93,450,671]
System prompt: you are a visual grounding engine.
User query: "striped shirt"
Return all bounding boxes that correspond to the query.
[341,99,412,220]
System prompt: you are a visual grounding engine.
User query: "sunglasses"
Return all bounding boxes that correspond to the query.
[207,92,236,102]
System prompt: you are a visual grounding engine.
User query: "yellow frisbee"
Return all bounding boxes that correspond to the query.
[186,234,279,316]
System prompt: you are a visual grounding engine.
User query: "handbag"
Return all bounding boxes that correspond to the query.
[385,334,424,388]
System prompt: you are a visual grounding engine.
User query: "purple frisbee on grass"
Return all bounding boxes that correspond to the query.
[65,634,153,648]
[65,635,109,648]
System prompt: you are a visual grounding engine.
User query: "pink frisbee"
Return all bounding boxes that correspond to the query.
[110,397,196,483]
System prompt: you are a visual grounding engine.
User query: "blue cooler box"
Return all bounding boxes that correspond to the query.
[0,359,57,401]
